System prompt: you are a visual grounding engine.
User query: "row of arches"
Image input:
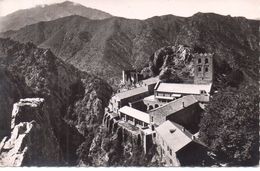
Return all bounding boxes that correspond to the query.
[145,103,160,111]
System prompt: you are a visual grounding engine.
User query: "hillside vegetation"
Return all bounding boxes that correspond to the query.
[1,13,258,88]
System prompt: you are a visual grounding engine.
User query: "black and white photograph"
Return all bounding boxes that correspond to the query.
[0,0,259,167]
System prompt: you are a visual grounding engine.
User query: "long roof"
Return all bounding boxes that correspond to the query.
[119,106,150,123]
[155,120,192,152]
[149,95,198,116]
[114,87,148,100]
[142,77,159,85]
[156,83,212,95]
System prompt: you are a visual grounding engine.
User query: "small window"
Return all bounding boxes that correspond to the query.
[205,58,209,64]
[198,58,201,63]
[170,159,173,164]
[151,116,154,122]
[205,67,209,72]
[170,149,172,156]
[198,67,201,72]
[200,90,206,94]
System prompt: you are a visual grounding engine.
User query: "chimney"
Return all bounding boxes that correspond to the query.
[192,136,196,140]
[182,127,185,132]
[182,102,185,108]
[122,70,125,83]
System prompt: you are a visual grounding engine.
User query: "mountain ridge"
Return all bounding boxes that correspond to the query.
[0,1,112,32]
[0,12,258,88]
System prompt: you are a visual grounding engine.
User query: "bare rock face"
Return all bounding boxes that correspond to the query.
[0,38,113,166]
[0,98,62,166]
[141,45,194,82]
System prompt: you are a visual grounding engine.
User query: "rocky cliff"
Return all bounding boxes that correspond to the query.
[0,98,61,166]
[141,45,194,82]
[84,124,161,166]
[0,38,113,166]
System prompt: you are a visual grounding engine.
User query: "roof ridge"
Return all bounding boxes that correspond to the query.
[149,95,197,112]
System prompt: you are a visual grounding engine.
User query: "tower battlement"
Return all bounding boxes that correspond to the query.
[193,53,213,84]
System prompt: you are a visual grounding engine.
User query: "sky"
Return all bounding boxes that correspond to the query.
[0,0,259,19]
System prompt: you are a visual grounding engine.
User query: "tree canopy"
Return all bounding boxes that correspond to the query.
[199,86,259,166]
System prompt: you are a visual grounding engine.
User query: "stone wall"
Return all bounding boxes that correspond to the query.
[155,131,181,166]
[166,103,203,133]
[194,53,213,84]
[150,102,202,133]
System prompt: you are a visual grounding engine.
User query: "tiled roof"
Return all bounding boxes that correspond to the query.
[143,95,156,101]
[156,83,212,95]
[142,77,159,85]
[149,95,198,116]
[155,120,192,152]
[119,106,150,123]
[115,87,148,100]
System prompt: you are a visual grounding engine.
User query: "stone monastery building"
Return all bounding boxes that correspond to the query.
[104,53,213,166]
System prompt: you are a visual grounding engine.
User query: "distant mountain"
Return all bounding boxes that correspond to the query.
[0,1,112,32]
[1,13,258,87]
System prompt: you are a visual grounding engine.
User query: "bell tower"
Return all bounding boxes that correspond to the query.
[194,53,213,84]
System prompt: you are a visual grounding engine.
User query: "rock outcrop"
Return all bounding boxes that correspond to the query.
[141,44,252,90]
[0,38,113,166]
[0,98,62,166]
[141,45,194,82]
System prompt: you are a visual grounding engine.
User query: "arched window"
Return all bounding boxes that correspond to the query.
[198,58,201,64]
[205,67,209,72]
[198,67,202,72]
[205,58,209,64]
